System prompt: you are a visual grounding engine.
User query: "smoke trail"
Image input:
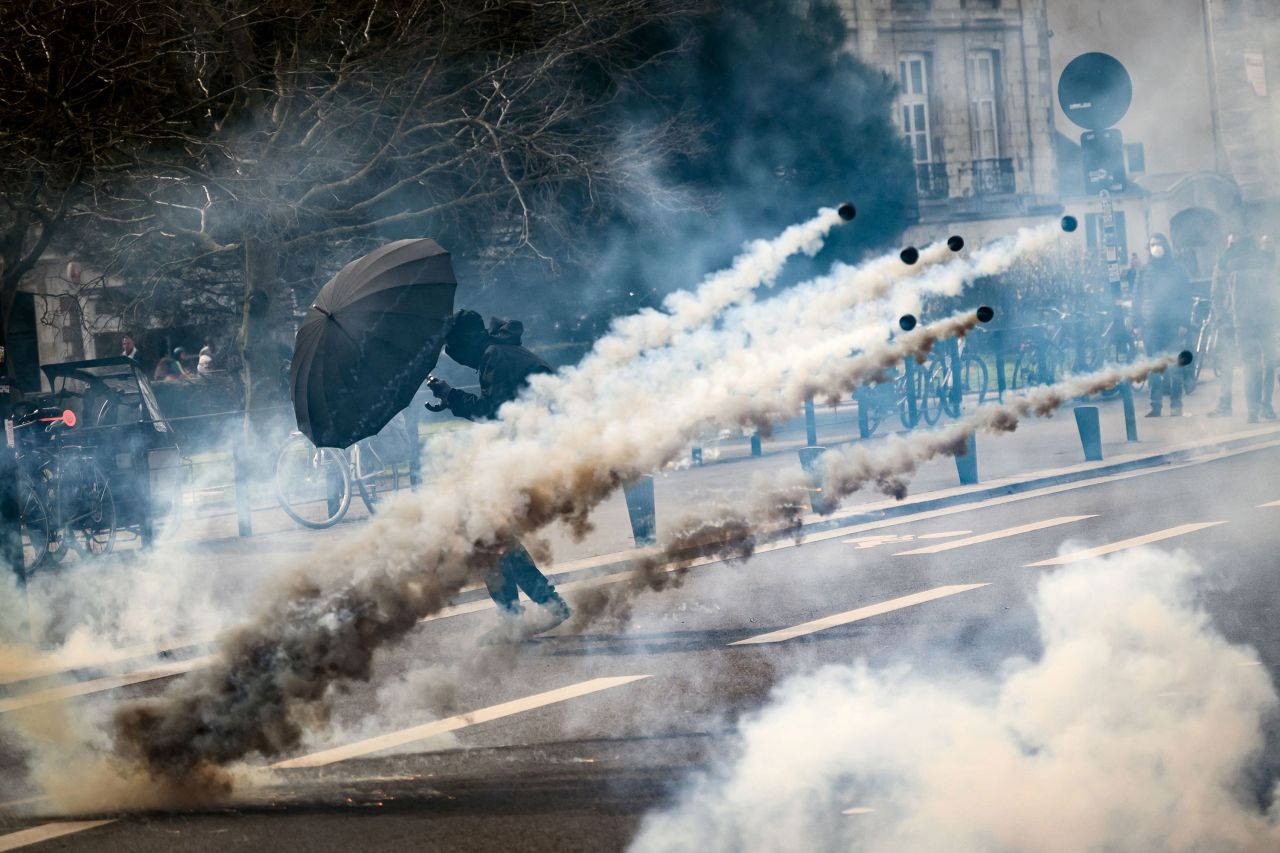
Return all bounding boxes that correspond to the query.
[505,225,963,439]
[568,357,1176,629]
[99,223,1061,800]
[628,550,1280,852]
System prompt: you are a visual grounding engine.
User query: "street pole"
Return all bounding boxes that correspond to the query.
[0,309,29,641]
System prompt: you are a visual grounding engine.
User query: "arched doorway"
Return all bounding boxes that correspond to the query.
[1169,206,1224,282]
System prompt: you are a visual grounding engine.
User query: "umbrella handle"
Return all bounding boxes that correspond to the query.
[424,401,447,412]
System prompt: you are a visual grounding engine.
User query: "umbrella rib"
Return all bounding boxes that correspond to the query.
[314,306,362,348]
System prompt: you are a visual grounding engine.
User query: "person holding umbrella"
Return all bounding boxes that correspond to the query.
[427,309,573,636]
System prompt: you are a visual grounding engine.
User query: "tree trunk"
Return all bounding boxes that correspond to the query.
[239,237,279,420]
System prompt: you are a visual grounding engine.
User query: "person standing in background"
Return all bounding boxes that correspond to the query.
[1208,234,1244,418]
[1220,234,1277,422]
[1134,233,1193,417]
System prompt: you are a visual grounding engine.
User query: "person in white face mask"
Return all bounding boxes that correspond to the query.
[1134,233,1192,417]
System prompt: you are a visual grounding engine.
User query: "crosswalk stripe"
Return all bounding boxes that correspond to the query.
[0,657,213,714]
[893,516,1095,556]
[1024,522,1226,567]
[0,821,114,851]
[1258,499,1280,508]
[270,675,652,769]
[728,584,989,646]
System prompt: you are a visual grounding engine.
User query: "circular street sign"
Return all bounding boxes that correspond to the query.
[1058,52,1132,131]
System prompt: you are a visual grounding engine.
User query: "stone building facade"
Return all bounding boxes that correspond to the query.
[1048,0,1279,283]
[838,0,1062,244]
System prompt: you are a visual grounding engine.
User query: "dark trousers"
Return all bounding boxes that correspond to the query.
[1149,369,1183,411]
[485,542,561,615]
[1147,333,1184,411]
[1239,327,1277,416]
[1216,329,1237,410]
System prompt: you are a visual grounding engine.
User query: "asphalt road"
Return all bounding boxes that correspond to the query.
[2,441,1279,851]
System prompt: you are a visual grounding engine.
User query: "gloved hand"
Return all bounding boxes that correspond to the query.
[427,374,452,400]
[425,375,452,412]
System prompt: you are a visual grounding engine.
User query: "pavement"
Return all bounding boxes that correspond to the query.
[1,377,1279,850]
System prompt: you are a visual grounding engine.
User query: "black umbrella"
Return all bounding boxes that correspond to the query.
[291,239,456,448]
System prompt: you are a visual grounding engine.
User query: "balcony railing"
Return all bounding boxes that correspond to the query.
[914,162,949,201]
[969,158,1016,195]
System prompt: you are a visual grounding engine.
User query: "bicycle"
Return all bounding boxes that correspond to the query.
[14,406,117,571]
[1188,297,1217,392]
[274,431,403,529]
[923,340,991,423]
[856,361,931,438]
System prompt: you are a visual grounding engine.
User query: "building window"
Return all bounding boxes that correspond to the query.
[898,53,932,165]
[967,50,1001,161]
[1085,211,1129,263]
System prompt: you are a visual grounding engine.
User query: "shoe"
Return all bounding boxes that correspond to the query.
[1144,407,1162,418]
[528,595,572,635]
[1261,406,1277,421]
[1207,407,1232,418]
[1171,406,1183,417]
[478,610,527,646]
[1248,412,1260,424]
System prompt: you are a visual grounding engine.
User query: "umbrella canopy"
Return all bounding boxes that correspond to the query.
[291,238,456,448]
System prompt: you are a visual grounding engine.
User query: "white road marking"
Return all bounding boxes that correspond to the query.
[0,657,213,714]
[729,584,989,646]
[0,821,114,851]
[1024,522,1227,568]
[0,636,206,687]
[1257,499,1280,508]
[842,807,875,816]
[842,531,971,550]
[0,796,50,810]
[270,675,652,769]
[893,516,1095,556]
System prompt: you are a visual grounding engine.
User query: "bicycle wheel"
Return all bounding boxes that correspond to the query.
[897,366,927,429]
[275,435,351,529]
[857,391,884,439]
[959,354,990,404]
[921,360,947,425]
[63,459,116,557]
[351,441,401,514]
[18,473,53,573]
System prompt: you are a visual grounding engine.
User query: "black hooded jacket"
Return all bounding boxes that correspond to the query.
[444,319,552,420]
[1134,234,1193,350]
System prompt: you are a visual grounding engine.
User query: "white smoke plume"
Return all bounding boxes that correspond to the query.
[569,357,1177,629]
[628,549,1280,853]
[95,219,1062,800]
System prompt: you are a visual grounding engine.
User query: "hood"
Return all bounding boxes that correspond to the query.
[487,317,524,346]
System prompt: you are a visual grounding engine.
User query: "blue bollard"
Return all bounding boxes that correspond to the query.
[750,431,763,457]
[1074,406,1104,461]
[1119,381,1139,442]
[797,446,836,514]
[804,397,818,446]
[954,432,979,485]
[623,476,657,547]
[692,445,703,466]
